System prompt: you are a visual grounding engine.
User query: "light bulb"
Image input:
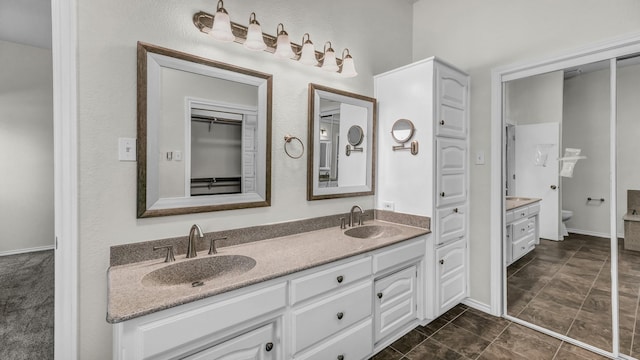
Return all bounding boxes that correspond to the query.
[339,49,358,78]
[243,12,266,51]
[209,0,234,43]
[298,33,318,66]
[321,42,339,72]
[274,23,295,59]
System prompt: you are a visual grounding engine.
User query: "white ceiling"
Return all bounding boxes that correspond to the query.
[0,0,51,49]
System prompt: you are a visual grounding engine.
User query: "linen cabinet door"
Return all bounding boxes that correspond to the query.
[436,138,467,208]
[435,239,467,315]
[374,265,418,343]
[184,322,277,360]
[435,64,468,139]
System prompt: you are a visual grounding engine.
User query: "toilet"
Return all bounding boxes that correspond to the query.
[561,209,573,236]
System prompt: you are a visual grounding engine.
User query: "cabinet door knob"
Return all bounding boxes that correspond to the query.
[439,259,444,265]
[440,192,445,197]
[550,185,557,190]
[265,342,274,352]
[336,312,344,320]
[337,355,345,360]
[521,246,526,250]
[440,120,445,125]
[453,208,459,213]
[336,275,344,283]
[377,292,383,299]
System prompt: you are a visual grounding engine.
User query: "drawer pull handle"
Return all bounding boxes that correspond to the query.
[521,212,526,216]
[336,275,344,283]
[521,246,526,250]
[440,120,445,125]
[439,259,444,265]
[453,208,459,213]
[377,292,383,299]
[338,355,345,360]
[265,342,274,352]
[337,312,344,320]
[441,192,445,197]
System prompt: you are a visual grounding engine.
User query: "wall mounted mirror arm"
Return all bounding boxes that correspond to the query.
[390,118,418,155]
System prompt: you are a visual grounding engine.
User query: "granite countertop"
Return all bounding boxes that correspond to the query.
[624,213,640,222]
[107,220,429,323]
[506,197,542,211]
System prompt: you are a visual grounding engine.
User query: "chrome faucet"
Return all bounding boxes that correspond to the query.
[186,224,203,258]
[349,205,364,227]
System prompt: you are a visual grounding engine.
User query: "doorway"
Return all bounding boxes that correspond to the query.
[491,34,640,358]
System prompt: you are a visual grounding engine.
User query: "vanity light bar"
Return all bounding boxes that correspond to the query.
[192,2,357,78]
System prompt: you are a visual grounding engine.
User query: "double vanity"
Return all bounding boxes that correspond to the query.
[116,40,471,359]
[109,218,433,359]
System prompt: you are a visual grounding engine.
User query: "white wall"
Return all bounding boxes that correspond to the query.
[505,71,564,126]
[412,0,640,306]
[76,0,413,357]
[374,60,434,217]
[562,66,612,236]
[0,40,54,254]
[562,62,640,237]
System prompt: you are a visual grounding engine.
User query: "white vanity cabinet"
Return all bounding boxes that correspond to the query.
[113,282,287,360]
[113,236,428,360]
[505,201,540,265]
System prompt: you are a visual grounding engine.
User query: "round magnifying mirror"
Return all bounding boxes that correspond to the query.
[391,118,415,143]
[347,125,364,146]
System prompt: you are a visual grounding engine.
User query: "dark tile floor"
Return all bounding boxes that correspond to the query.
[507,233,640,358]
[371,303,608,360]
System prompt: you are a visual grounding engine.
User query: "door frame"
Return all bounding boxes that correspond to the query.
[490,32,640,358]
[52,0,78,358]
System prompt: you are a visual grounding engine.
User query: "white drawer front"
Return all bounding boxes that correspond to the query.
[292,281,373,354]
[437,104,466,139]
[512,217,532,241]
[184,323,276,360]
[436,204,466,246]
[373,238,425,274]
[291,257,372,305]
[512,207,528,222]
[374,266,417,342]
[295,319,373,360]
[138,283,286,359]
[512,233,535,261]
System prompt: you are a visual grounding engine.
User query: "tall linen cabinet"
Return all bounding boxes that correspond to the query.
[374,57,470,320]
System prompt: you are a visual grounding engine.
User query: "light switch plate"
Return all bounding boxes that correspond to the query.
[118,138,136,161]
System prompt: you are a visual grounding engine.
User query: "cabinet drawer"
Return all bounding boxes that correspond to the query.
[295,319,373,360]
[512,217,535,241]
[291,257,372,305]
[373,238,425,274]
[291,281,372,354]
[184,322,276,360]
[374,266,417,343]
[136,283,286,359]
[512,233,535,261]
[512,207,529,222]
[435,204,466,246]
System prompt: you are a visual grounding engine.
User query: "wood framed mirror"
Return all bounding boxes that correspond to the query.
[137,42,272,218]
[307,83,376,200]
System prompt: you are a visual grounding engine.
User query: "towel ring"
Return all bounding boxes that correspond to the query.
[284,135,304,159]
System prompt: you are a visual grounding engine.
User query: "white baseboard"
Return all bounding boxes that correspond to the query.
[0,245,55,257]
[566,228,623,239]
[462,297,494,315]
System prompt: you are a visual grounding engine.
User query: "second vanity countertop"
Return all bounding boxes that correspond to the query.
[506,197,542,211]
[107,220,429,323]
